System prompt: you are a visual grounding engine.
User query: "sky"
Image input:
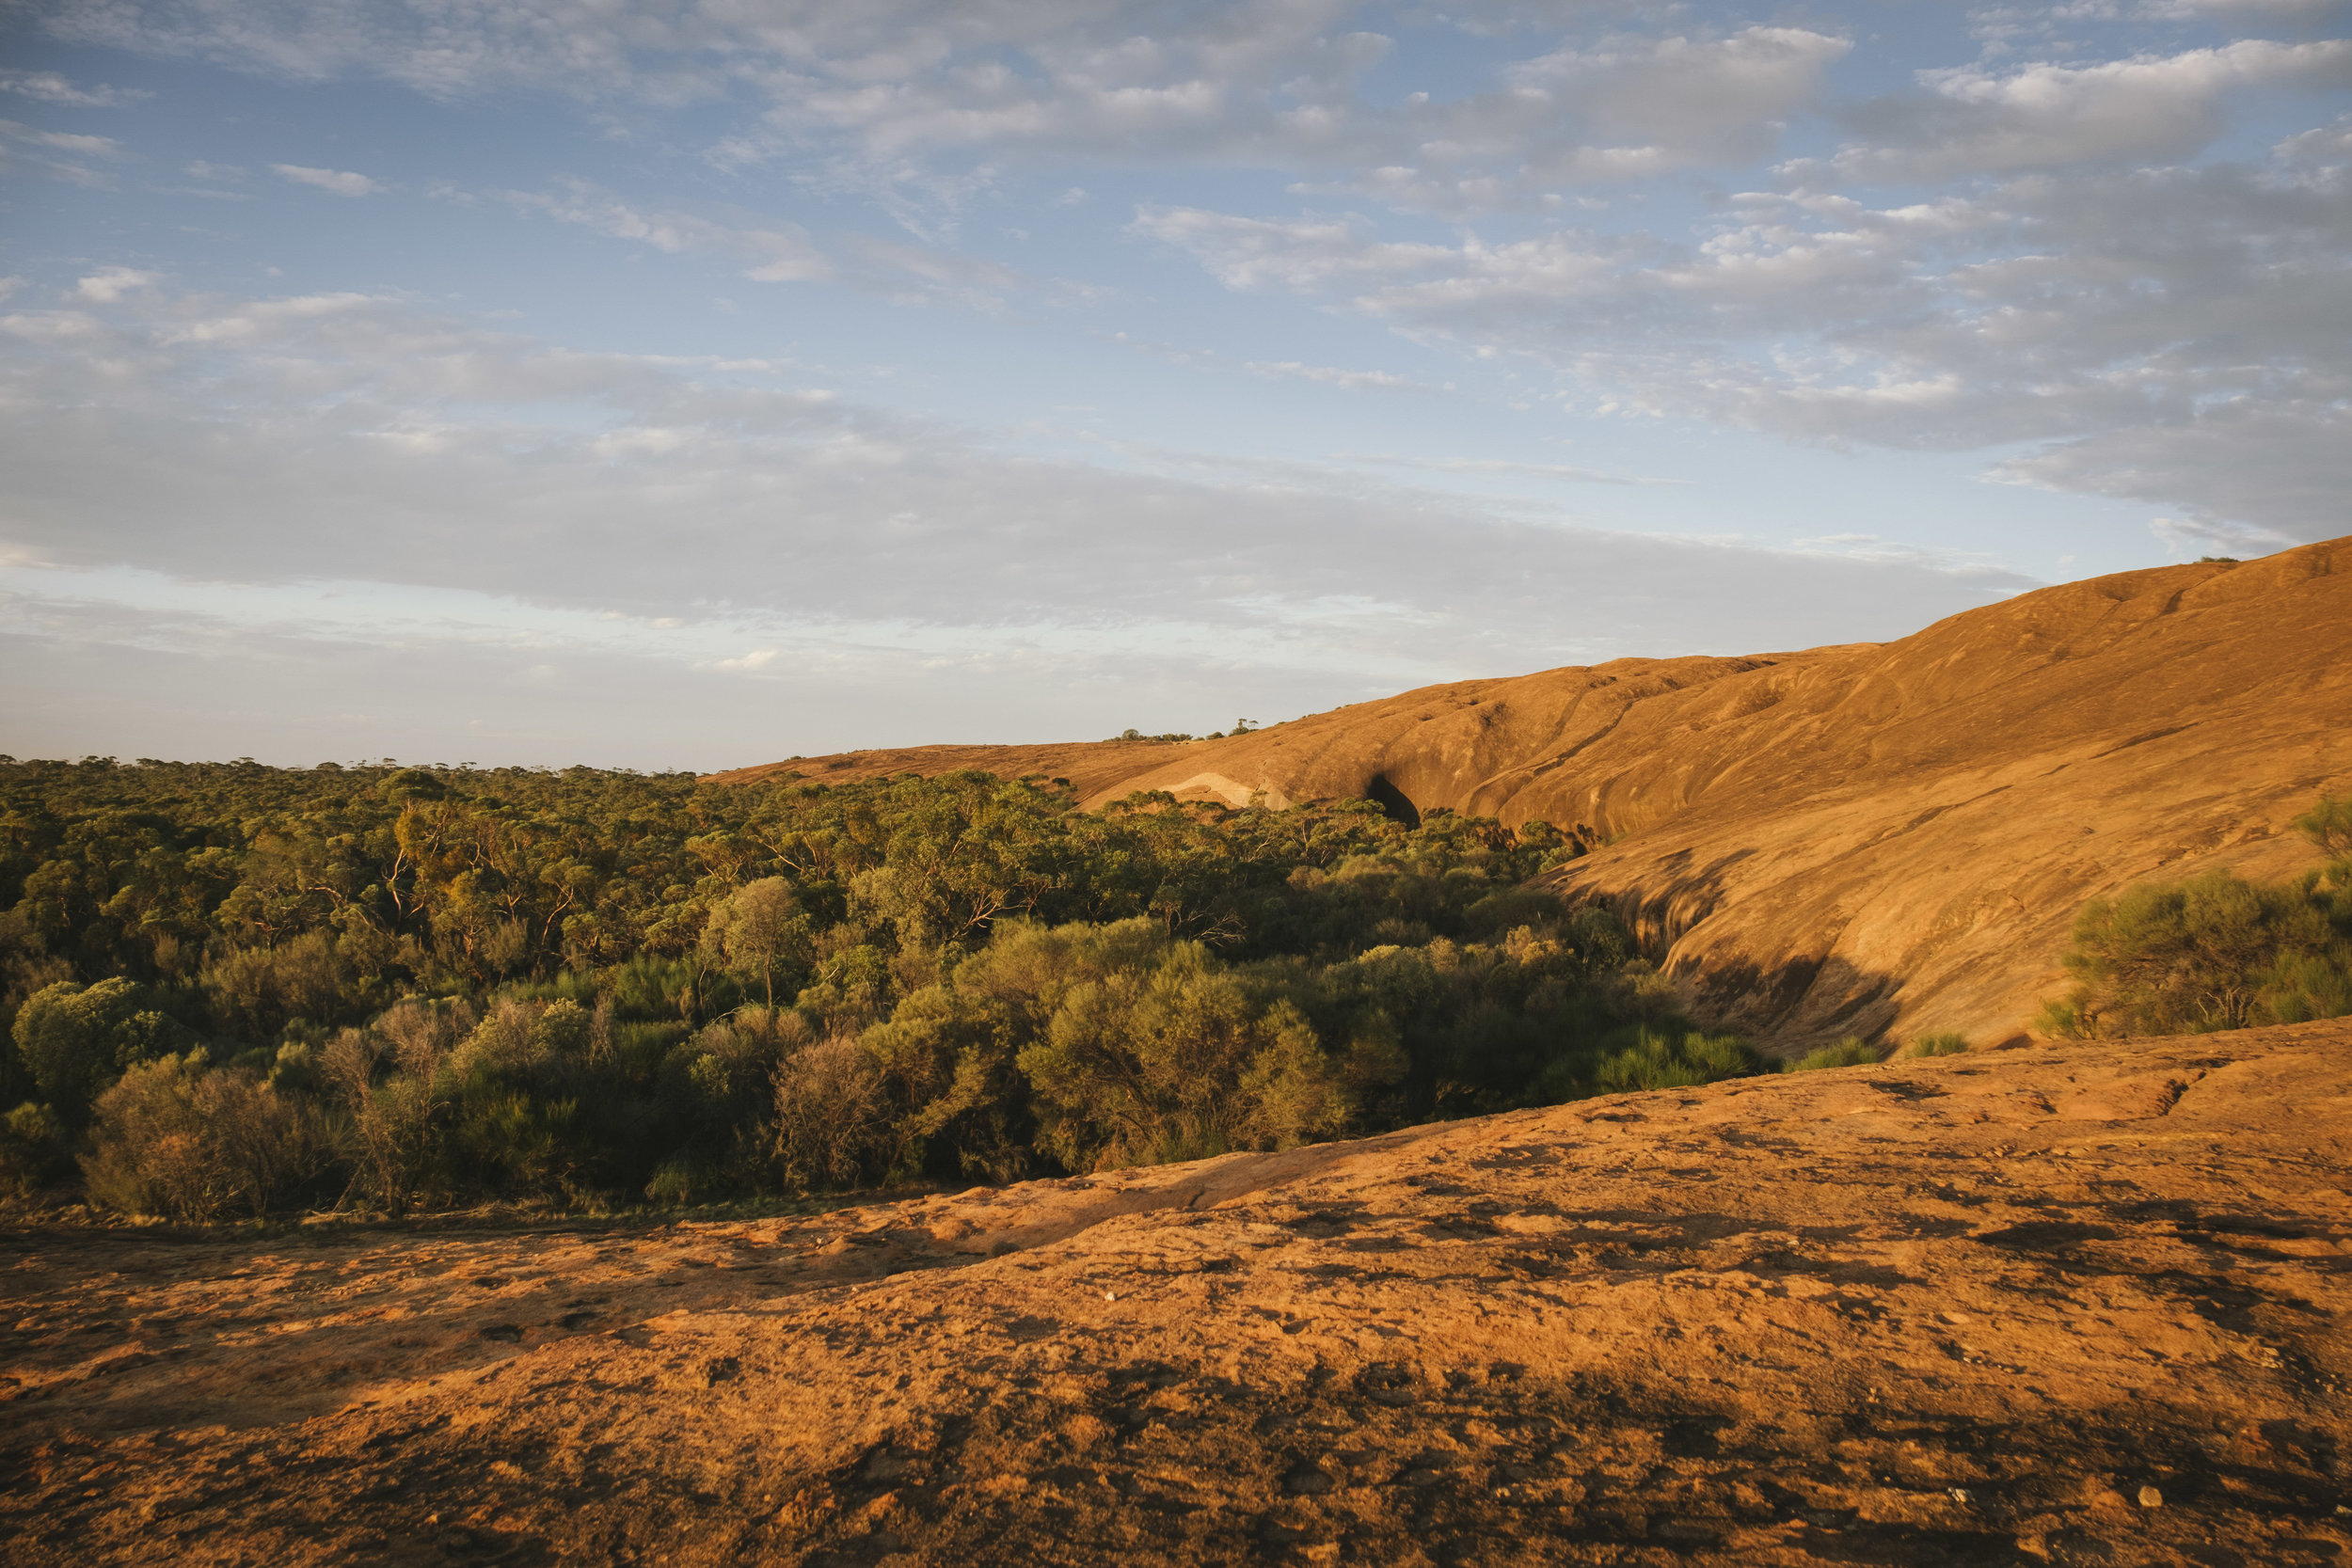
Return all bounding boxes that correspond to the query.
[0,0,2346,770]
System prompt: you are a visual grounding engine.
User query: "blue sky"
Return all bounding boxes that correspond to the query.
[2,0,2347,768]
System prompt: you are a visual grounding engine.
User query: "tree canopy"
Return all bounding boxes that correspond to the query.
[0,755,1756,1217]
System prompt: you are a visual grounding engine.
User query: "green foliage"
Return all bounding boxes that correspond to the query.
[1591,1028,1767,1092]
[2296,794,2352,858]
[772,1037,890,1190]
[1010,921,1400,1169]
[1786,1037,1885,1072]
[0,755,1757,1216]
[1901,1032,1971,1058]
[2040,860,2352,1038]
[0,1101,69,1197]
[13,976,192,1117]
[81,1052,329,1220]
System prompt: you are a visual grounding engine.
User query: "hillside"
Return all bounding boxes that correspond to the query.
[707,737,1200,800]
[7,1020,2347,1565]
[716,538,2352,1053]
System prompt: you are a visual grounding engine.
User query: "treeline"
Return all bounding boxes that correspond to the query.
[0,756,1764,1219]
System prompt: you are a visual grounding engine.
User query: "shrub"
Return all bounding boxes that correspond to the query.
[318,997,475,1212]
[1593,1028,1765,1092]
[81,1053,328,1220]
[1787,1037,1884,1072]
[2295,793,2352,857]
[0,758,1729,1212]
[1901,1032,1971,1058]
[12,977,192,1117]
[702,878,808,1007]
[2041,869,2347,1037]
[0,1101,69,1197]
[199,930,355,1039]
[772,1037,890,1190]
[643,1158,705,1204]
[1016,931,1406,1170]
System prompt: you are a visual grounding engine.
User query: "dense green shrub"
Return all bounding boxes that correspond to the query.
[1015,926,1397,1168]
[1590,1029,1767,1092]
[0,756,1766,1215]
[12,977,192,1117]
[2040,832,2352,1038]
[0,1101,69,1196]
[1901,1033,1972,1058]
[1786,1037,1885,1072]
[80,1053,329,1220]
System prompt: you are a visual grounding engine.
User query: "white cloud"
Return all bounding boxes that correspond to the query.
[72,266,161,302]
[0,115,130,183]
[271,162,382,196]
[0,283,2036,704]
[493,177,1046,304]
[2277,116,2352,163]
[39,4,1849,214]
[2139,0,2352,22]
[1338,454,1690,486]
[1141,153,2352,540]
[0,70,149,107]
[2146,515,2291,558]
[1824,39,2352,181]
[1129,207,1458,291]
[501,179,833,282]
[1245,359,1417,390]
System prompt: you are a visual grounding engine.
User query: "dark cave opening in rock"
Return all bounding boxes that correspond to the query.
[1365,773,1422,829]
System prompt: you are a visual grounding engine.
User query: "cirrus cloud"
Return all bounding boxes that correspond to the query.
[271,161,382,195]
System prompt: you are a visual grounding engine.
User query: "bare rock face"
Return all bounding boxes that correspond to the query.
[6,1021,2349,1564]
[718,538,2352,1053]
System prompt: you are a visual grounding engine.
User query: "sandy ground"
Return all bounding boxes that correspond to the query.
[5,1022,2349,1566]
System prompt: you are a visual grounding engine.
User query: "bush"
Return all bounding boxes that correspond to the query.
[1786,1037,1884,1072]
[12,977,192,1117]
[772,1037,890,1190]
[318,997,476,1212]
[81,1053,328,1220]
[0,1101,68,1197]
[2296,793,2352,857]
[199,931,354,1039]
[1901,1032,1971,1058]
[1014,926,1406,1170]
[2041,867,2349,1037]
[1593,1029,1766,1092]
[0,757,1713,1213]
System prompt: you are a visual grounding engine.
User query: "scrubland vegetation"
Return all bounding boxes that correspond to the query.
[2040,796,2352,1038]
[0,757,1754,1220]
[11,752,2341,1224]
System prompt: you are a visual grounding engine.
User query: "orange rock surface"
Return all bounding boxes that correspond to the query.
[6,1021,2348,1564]
[716,538,2352,1053]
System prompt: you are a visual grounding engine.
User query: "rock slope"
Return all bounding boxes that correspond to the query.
[715,539,2352,1052]
[6,1021,2349,1565]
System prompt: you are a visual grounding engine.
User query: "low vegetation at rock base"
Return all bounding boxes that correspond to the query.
[2039,794,2352,1038]
[0,757,1751,1220]
[8,758,2347,1223]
